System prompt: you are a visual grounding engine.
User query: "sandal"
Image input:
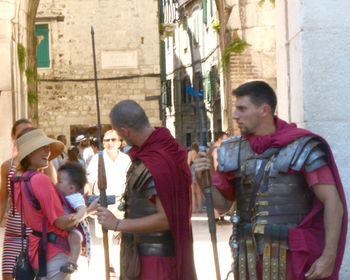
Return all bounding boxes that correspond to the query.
[60,262,78,274]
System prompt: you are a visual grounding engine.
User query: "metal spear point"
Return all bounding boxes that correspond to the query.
[91,26,110,280]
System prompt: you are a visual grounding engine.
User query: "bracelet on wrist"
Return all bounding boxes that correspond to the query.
[114,219,120,231]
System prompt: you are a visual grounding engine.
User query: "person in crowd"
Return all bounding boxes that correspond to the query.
[195,81,347,280]
[52,135,68,170]
[13,127,78,279]
[87,130,130,277]
[97,100,197,280]
[76,135,94,168]
[207,131,229,224]
[67,146,84,166]
[187,142,203,214]
[0,119,32,280]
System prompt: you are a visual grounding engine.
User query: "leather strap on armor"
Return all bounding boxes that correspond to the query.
[124,160,175,257]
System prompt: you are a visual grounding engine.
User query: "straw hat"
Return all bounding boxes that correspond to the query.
[16,129,65,162]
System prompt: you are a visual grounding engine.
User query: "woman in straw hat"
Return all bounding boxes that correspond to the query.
[12,127,77,280]
[0,120,59,280]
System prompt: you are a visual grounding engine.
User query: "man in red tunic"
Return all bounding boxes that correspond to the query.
[97,100,197,280]
[195,81,347,280]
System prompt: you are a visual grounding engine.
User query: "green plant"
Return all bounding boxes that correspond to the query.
[17,43,26,73]
[221,38,251,71]
[259,0,275,6]
[25,68,40,84]
[28,90,38,105]
[211,19,220,33]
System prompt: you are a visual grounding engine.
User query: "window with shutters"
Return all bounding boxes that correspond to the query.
[166,79,172,107]
[210,66,217,100]
[191,7,200,44]
[35,24,50,68]
[181,75,191,104]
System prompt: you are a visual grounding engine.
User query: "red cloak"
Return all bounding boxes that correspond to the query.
[244,117,348,279]
[129,127,197,280]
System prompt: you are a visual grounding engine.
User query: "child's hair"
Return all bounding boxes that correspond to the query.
[58,162,87,192]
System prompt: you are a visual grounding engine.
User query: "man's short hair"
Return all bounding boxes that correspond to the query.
[233,81,277,114]
[109,100,150,130]
[58,162,87,192]
[57,135,65,141]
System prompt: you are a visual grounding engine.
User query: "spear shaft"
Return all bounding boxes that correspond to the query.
[91,26,110,280]
[187,26,221,280]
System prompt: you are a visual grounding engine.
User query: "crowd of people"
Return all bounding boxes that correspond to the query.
[0,80,347,280]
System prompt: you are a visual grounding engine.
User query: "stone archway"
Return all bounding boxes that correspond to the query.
[0,0,40,163]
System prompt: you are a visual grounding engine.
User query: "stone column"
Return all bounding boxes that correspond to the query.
[276,0,350,276]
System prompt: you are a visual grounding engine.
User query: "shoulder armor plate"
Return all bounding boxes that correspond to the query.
[217,135,242,172]
[274,136,327,173]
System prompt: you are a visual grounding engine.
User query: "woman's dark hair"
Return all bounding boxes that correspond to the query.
[67,146,80,162]
[11,118,32,138]
[16,127,38,172]
[58,162,87,192]
[90,137,100,149]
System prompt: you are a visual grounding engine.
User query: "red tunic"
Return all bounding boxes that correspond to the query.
[129,127,197,280]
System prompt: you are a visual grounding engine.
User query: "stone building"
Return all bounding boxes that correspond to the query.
[0,0,350,275]
[162,0,276,146]
[161,0,225,147]
[35,0,162,143]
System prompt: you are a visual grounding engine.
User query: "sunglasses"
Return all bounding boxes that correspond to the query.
[103,138,118,142]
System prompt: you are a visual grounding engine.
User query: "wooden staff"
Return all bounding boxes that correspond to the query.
[91,26,110,280]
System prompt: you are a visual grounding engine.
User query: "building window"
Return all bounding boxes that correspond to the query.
[166,79,172,107]
[186,133,192,148]
[195,71,204,100]
[181,75,191,104]
[35,24,50,68]
[192,8,200,44]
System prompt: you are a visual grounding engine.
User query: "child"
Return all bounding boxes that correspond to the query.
[56,162,96,273]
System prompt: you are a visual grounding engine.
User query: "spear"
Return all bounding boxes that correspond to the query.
[186,26,221,280]
[91,26,110,280]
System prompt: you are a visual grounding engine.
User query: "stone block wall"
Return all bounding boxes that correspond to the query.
[227,0,276,134]
[36,0,161,142]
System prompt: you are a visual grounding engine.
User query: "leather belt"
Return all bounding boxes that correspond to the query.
[137,243,175,257]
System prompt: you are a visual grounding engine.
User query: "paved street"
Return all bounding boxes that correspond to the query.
[0,214,233,280]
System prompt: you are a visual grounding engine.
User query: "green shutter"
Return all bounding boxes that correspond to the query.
[203,0,207,25]
[35,24,50,68]
[210,67,217,100]
[159,0,164,23]
[160,40,166,82]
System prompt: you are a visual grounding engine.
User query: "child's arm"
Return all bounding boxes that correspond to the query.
[70,205,87,226]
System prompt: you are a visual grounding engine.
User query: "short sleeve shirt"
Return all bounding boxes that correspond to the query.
[65,192,85,211]
[14,172,69,269]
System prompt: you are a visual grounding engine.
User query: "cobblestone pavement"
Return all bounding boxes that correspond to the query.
[0,214,233,280]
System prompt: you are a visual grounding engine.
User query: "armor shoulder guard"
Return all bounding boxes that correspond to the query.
[274,136,327,173]
[217,135,242,172]
[291,138,327,172]
[143,178,157,198]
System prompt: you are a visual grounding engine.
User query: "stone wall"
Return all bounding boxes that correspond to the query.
[276,1,350,277]
[36,0,161,143]
[227,0,276,134]
[0,0,40,164]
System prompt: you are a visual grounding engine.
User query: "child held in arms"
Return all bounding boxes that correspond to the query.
[56,162,97,274]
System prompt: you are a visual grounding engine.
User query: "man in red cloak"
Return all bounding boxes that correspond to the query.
[195,81,347,280]
[97,100,197,280]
